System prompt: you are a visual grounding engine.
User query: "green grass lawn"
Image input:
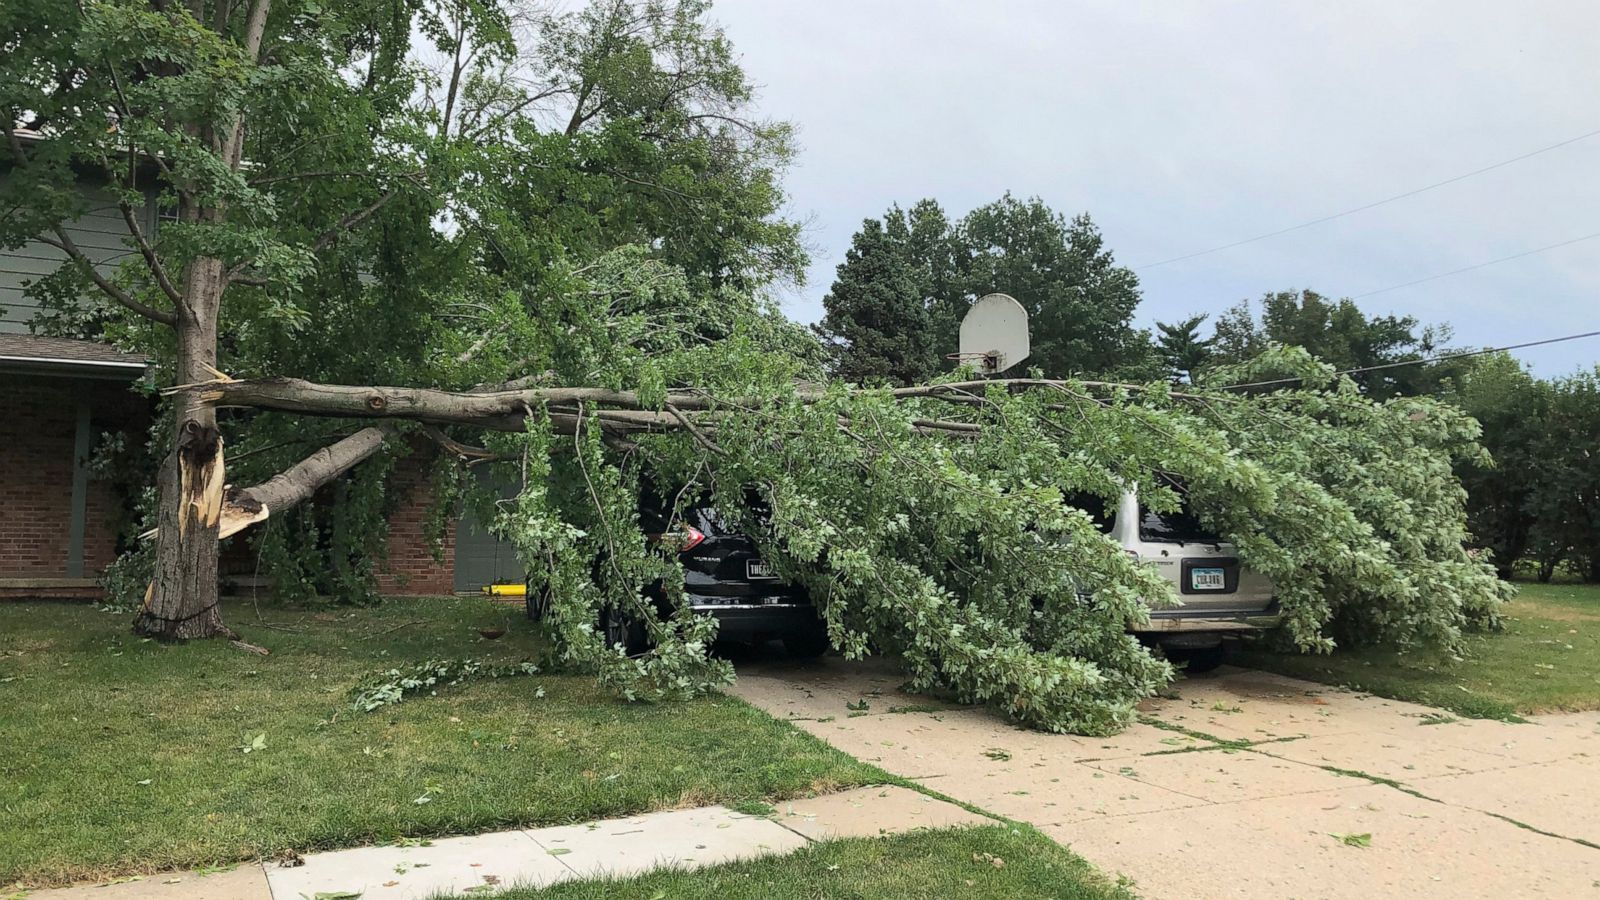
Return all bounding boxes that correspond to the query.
[0,597,882,889]
[448,825,1132,900]
[1234,581,1600,720]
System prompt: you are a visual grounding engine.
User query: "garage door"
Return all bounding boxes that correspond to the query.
[452,476,525,593]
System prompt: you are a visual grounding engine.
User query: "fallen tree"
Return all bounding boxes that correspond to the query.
[174,341,1509,734]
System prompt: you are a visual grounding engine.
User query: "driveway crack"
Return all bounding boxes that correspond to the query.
[1245,752,1600,853]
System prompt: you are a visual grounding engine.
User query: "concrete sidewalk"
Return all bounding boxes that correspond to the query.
[27,785,987,900]
[730,658,1600,899]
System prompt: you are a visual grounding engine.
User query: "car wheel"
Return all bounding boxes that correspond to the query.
[600,604,648,655]
[783,629,831,659]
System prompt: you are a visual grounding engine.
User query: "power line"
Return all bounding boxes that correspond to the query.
[1222,329,1600,390]
[1135,125,1600,271]
[1351,230,1600,299]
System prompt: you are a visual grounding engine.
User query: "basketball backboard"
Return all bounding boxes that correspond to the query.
[957,292,1030,375]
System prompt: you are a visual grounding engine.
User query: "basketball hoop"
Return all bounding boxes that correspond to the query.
[955,293,1030,376]
[945,350,1001,372]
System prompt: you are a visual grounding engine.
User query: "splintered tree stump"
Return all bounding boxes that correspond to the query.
[134,420,234,641]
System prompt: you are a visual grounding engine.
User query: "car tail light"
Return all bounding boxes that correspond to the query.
[680,525,705,552]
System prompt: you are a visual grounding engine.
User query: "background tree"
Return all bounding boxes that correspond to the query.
[1210,289,1452,397]
[1446,353,1551,578]
[1526,368,1600,582]
[1154,313,1215,383]
[814,217,935,384]
[952,195,1154,378]
[820,194,1156,382]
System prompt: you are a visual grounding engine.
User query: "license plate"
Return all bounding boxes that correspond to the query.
[746,559,776,580]
[1191,567,1226,591]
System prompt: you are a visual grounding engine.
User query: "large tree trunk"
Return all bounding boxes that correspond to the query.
[134,260,230,640]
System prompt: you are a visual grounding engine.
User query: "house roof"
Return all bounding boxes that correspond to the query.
[0,333,149,378]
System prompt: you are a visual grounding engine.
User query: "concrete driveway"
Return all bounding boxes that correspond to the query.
[729,658,1600,899]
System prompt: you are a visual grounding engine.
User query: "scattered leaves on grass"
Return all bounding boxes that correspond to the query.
[1330,832,1372,848]
[972,852,1005,868]
[238,733,267,754]
[352,659,538,712]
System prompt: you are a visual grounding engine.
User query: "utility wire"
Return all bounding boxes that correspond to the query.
[1222,329,1600,390]
[1351,230,1600,299]
[1136,125,1600,271]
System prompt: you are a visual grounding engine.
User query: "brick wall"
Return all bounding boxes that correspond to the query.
[0,374,457,598]
[375,452,456,595]
[0,374,142,598]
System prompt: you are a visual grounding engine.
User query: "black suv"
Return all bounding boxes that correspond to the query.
[526,492,830,657]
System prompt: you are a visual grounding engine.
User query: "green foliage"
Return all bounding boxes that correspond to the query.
[1210,289,1457,397]
[1526,368,1600,582]
[352,658,540,712]
[4,0,1509,735]
[5,0,806,605]
[1153,314,1215,383]
[489,249,1507,732]
[818,195,1155,384]
[815,218,937,385]
[1447,357,1600,581]
[952,196,1153,379]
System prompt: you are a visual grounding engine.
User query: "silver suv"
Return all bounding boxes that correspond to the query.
[1083,488,1281,671]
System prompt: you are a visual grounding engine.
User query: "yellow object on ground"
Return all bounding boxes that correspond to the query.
[482,583,526,597]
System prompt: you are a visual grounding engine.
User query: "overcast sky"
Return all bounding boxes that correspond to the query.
[713,0,1599,377]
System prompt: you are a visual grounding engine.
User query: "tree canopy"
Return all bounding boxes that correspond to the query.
[1211,289,1455,397]
[817,195,1155,383]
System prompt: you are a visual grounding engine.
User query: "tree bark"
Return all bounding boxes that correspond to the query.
[220,425,396,538]
[134,259,229,640]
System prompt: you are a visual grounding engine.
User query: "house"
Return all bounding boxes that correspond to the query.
[0,160,519,599]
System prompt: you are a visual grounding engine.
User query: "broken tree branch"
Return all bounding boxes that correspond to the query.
[219,424,398,538]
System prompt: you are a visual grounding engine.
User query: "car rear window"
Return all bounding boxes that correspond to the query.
[1138,505,1221,544]
[638,484,767,537]
[1064,492,1116,533]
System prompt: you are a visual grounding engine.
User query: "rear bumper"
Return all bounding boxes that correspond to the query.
[688,601,823,640]
[1136,600,1282,634]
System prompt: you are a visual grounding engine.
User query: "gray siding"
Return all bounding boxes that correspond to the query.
[0,175,155,334]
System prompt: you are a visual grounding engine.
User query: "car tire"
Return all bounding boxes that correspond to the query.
[783,629,831,659]
[600,604,648,655]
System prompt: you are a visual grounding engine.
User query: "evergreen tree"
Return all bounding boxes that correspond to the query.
[815,219,936,385]
[1154,314,1215,382]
